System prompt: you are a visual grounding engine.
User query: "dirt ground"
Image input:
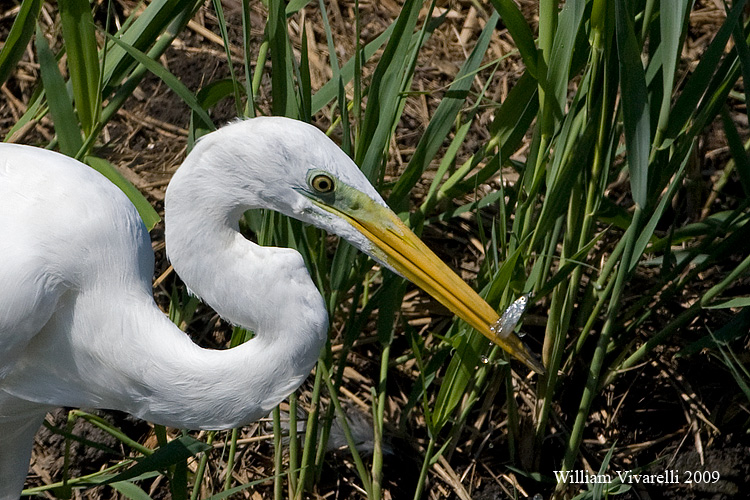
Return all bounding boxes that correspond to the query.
[2,0,750,499]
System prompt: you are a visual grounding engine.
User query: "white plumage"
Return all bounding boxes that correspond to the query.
[0,117,540,498]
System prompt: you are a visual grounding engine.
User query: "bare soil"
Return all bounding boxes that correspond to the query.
[1,1,749,499]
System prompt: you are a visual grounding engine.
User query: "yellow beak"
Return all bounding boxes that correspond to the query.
[319,194,544,375]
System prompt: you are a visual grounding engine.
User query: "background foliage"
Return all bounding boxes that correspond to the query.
[1,0,749,498]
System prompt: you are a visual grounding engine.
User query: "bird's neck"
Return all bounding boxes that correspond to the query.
[121,153,331,427]
[164,147,329,339]
[7,287,326,429]
[115,302,325,429]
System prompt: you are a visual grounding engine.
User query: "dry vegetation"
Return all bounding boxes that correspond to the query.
[1,0,750,499]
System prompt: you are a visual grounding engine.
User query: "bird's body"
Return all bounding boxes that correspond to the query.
[0,117,541,499]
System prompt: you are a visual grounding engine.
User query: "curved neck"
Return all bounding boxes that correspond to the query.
[118,143,327,428]
[113,303,325,429]
[4,288,326,429]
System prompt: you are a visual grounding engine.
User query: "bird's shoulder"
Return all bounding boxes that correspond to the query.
[0,144,153,286]
[1,145,143,231]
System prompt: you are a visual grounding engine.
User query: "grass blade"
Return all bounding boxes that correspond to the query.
[355,0,422,180]
[101,0,203,92]
[210,0,243,117]
[285,0,313,15]
[732,19,750,110]
[311,23,394,114]
[268,0,298,116]
[720,106,750,195]
[59,0,100,136]
[103,31,214,130]
[297,23,312,122]
[35,24,82,156]
[545,0,586,127]
[655,0,690,136]
[0,0,43,86]
[664,0,746,143]
[390,11,500,213]
[107,436,211,484]
[189,78,241,146]
[85,156,161,230]
[615,0,650,208]
[111,481,154,500]
[489,0,539,77]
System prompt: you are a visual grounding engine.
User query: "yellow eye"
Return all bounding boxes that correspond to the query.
[311,174,335,193]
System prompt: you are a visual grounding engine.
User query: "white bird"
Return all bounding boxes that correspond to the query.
[0,117,542,498]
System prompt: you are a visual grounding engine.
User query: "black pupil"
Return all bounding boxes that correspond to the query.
[315,177,331,191]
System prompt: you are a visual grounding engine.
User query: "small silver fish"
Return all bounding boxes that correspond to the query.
[490,292,533,338]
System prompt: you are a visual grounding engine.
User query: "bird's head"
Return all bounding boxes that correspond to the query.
[183,117,544,374]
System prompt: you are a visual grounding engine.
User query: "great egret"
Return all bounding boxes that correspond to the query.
[0,117,542,498]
